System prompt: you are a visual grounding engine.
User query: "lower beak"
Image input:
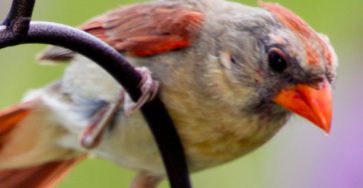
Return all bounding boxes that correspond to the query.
[273,79,332,133]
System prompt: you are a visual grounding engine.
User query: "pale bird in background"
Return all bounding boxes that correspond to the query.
[0,0,337,187]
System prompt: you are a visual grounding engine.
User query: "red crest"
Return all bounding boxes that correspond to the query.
[259,1,334,66]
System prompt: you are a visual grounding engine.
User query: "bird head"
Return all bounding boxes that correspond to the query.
[261,2,337,133]
[205,1,338,133]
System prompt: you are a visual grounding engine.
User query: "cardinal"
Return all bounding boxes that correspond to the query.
[0,0,337,187]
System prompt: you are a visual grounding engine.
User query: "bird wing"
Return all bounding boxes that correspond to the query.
[39,3,204,61]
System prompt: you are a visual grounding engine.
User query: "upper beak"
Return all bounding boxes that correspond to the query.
[273,78,332,133]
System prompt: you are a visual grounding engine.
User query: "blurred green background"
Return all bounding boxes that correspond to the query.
[0,0,362,188]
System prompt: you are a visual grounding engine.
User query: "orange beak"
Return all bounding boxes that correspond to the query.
[273,79,332,133]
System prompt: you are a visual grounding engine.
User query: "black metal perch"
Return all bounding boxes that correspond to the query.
[0,0,191,188]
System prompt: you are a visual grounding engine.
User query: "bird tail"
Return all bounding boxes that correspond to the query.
[0,101,84,187]
[0,158,83,188]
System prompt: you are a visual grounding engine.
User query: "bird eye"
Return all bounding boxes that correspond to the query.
[268,48,288,73]
[230,56,237,64]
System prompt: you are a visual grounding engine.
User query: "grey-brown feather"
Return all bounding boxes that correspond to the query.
[37,46,75,62]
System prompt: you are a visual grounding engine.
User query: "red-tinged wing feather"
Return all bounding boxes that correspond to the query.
[82,4,204,56]
[39,3,204,61]
[0,157,84,188]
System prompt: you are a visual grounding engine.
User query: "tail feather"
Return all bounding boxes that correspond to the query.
[0,100,85,187]
[0,157,83,188]
[0,102,31,136]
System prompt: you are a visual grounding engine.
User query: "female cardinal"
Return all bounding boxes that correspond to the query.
[0,0,337,187]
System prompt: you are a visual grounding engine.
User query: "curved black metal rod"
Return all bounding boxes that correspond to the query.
[0,20,191,188]
[3,0,35,34]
